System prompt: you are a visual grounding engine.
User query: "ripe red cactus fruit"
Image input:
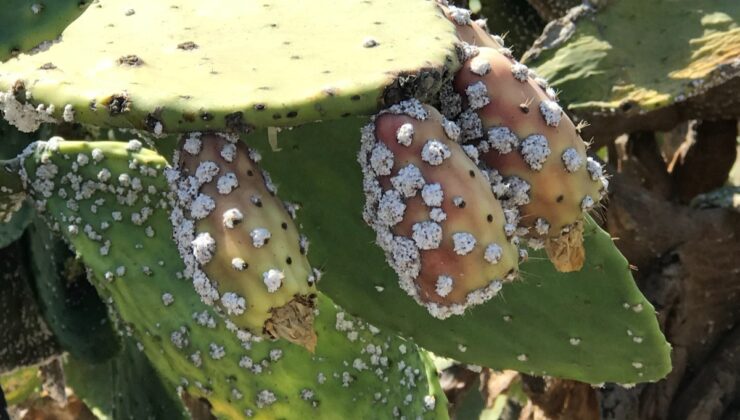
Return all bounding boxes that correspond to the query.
[359,99,519,319]
[452,47,608,272]
[170,132,318,350]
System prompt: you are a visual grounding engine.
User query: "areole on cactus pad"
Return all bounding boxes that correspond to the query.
[15,138,449,419]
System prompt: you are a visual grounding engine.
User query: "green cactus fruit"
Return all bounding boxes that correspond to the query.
[0,0,459,133]
[359,99,519,318]
[172,132,318,349]
[17,138,449,419]
[0,0,91,62]
[240,117,669,384]
[0,240,60,373]
[451,46,606,272]
[26,217,121,363]
[65,336,188,420]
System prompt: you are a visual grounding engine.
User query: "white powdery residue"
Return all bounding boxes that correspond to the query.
[220,143,237,162]
[217,172,239,195]
[452,232,476,255]
[469,56,491,76]
[232,257,247,271]
[209,343,225,360]
[442,118,461,142]
[421,140,451,166]
[457,109,483,141]
[411,221,442,250]
[435,275,454,297]
[221,292,246,315]
[520,134,551,171]
[126,139,143,152]
[429,207,447,222]
[535,218,550,236]
[91,148,104,162]
[183,134,202,155]
[539,100,562,127]
[377,189,406,227]
[570,337,581,346]
[76,153,89,166]
[389,236,421,281]
[222,208,243,228]
[0,91,57,133]
[447,5,471,25]
[190,193,215,219]
[263,269,284,293]
[162,293,174,306]
[586,157,604,181]
[391,164,424,197]
[505,177,531,206]
[517,354,528,362]
[250,228,271,248]
[387,98,428,120]
[462,144,479,164]
[191,232,216,265]
[97,168,111,182]
[370,143,394,176]
[465,81,490,110]
[421,183,444,207]
[562,147,583,172]
[396,123,415,146]
[581,195,595,211]
[511,62,529,82]
[62,104,75,122]
[488,126,519,154]
[195,161,220,184]
[484,243,503,264]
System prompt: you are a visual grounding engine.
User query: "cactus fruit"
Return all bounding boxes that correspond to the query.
[171,132,318,349]
[17,138,449,419]
[451,46,607,271]
[0,0,458,132]
[0,0,91,62]
[359,100,519,318]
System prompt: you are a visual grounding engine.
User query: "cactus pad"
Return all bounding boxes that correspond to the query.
[245,117,670,384]
[359,100,519,318]
[523,0,740,135]
[172,132,318,349]
[17,138,449,419]
[0,0,459,133]
[0,0,91,62]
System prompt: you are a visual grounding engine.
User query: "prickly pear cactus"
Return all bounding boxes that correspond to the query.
[247,116,670,384]
[0,0,458,133]
[0,0,91,61]
[17,138,449,419]
[523,0,740,135]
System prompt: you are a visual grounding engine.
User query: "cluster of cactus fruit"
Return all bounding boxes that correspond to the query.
[0,0,669,418]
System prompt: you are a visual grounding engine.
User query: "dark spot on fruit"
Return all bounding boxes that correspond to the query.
[286,111,298,118]
[519,103,529,113]
[254,103,266,111]
[487,214,493,223]
[290,55,300,60]
[117,54,144,66]
[177,41,198,50]
[39,62,57,70]
[556,195,564,203]
[247,170,254,176]
[286,257,292,265]
[281,222,288,230]
[468,170,475,178]
[272,113,282,120]
[341,112,351,117]
[351,95,361,101]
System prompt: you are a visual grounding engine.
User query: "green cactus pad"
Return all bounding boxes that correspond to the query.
[0,0,459,133]
[244,117,671,384]
[0,0,91,62]
[18,139,448,419]
[26,218,120,363]
[65,336,188,420]
[523,0,740,127]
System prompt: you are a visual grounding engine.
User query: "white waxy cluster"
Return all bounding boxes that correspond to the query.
[190,193,215,219]
[436,275,453,297]
[520,134,551,171]
[561,148,583,173]
[411,221,443,250]
[487,126,519,154]
[452,232,476,255]
[220,292,246,315]
[391,164,424,197]
[250,228,271,248]
[183,133,202,155]
[484,243,503,264]
[581,195,595,211]
[457,109,483,141]
[421,183,443,207]
[217,172,239,194]
[222,208,244,228]
[370,144,394,176]
[421,140,451,166]
[377,190,406,227]
[539,100,563,127]
[465,81,490,110]
[535,218,550,236]
[469,56,491,76]
[447,5,472,25]
[511,62,529,82]
[263,269,284,293]
[396,123,414,146]
[192,232,216,265]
